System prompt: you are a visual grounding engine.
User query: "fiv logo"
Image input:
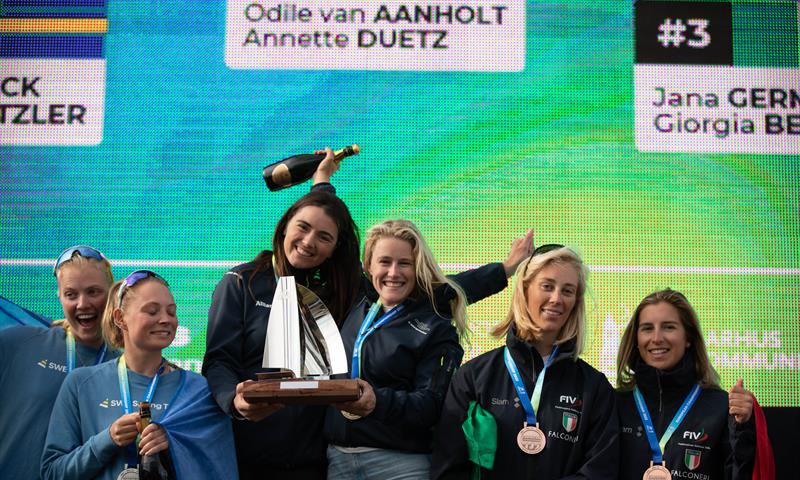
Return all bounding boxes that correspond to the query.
[558,394,582,409]
[682,429,709,443]
[684,448,702,470]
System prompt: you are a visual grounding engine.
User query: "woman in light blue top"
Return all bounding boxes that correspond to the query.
[0,245,117,480]
[42,270,237,480]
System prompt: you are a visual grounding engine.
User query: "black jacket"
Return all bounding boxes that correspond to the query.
[617,355,755,480]
[202,258,333,470]
[324,263,508,453]
[432,330,619,479]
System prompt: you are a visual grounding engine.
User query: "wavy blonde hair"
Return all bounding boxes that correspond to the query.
[491,247,587,357]
[53,253,114,333]
[616,289,720,391]
[363,220,469,341]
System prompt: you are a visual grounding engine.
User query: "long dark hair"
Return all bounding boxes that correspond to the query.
[250,190,361,326]
[616,289,720,391]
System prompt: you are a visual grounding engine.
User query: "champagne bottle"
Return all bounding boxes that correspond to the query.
[138,402,170,480]
[262,144,360,191]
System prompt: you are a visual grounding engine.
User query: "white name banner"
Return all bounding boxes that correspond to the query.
[1,59,106,146]
[635,65,799,154]
[225,0,525,71]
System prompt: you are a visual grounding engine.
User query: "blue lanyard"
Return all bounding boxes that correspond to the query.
[116,356,166,466]
[65,330,107,373]
[350,302,405,379]
[632,383,702,465]
[503,345,560,426]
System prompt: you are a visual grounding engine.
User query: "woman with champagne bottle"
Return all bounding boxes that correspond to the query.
[324,220,531,479]
[0,245,119,480]
[615,289,756,480]
[41,270,236,480]
[202,148,363,479]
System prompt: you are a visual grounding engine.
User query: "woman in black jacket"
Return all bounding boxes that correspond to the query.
[616,289,755,480]
[202,149,362,479]
[324,220,529,479]
[432,245,619,479]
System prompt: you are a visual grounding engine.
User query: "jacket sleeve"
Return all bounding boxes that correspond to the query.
[41,374,119,480]
[559,372,620,480]
[448,263,508,305]
[202,271,247,417]
[369,323,464,430]
[726,414,756,480]
[431,363,475,480]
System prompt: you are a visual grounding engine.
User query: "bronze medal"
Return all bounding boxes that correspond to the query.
[341,410,361,421]
[116,466,139,480]
[642,461,671,480]
[516,423,546,454]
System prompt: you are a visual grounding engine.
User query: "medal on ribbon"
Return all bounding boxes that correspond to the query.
[503,345,560,455]
[633,383,702,480]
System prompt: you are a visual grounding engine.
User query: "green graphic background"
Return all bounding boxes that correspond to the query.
[1,1,798,405]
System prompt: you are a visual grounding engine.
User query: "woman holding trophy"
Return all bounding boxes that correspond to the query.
[202,148,363,479]
[325,220,531,479]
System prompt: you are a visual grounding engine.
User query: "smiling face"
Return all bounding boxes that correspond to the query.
[637,301,689,371]
[367,237,417,309]
[282,205,339,270]
[115,280,177,354]
[523,262,579,344]
[57,263,110,348]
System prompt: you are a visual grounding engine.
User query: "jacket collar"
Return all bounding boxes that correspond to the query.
[633,352,698,399]
[506,325,576,378]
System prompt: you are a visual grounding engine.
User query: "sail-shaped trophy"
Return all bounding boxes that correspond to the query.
[241,276,360,404]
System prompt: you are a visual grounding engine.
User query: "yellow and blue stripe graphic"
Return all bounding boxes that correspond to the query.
[0,0,107,58]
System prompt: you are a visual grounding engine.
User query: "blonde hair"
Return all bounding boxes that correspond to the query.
[101,276,169,350]
[53,254,114,333]
[491,247,587,357]
[616,289,720,391]
[363,220,469,341]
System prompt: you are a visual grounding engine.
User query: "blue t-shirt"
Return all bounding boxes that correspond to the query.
[41,358,182,480]
[0,325,117,480]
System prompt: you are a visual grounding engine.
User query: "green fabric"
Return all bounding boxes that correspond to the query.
[461,401,497,480]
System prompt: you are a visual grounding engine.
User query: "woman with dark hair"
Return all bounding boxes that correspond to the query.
[616,289,756,480]
[202,149,362,479]
[0,246,119,479]
[432,246,619,479]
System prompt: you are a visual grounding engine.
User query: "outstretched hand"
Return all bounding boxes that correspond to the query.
[503,229,535,277]
[728,378,753,424]
[312,147,339,185]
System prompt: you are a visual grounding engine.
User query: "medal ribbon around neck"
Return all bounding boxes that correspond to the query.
[503,344,560,427]
[116,356,166,467]
[350,302,405,379]
[65,330,108,373]
[633,383,702,465]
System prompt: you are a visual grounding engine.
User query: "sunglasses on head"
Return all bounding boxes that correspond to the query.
[525,243,565,273]
[53,245,107,276]
[117,270,169,304]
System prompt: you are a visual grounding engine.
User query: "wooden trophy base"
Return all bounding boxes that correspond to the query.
[242,371,360,405]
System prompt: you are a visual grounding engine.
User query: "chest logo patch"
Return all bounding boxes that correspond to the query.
[682,429,709,443]
[684,448,702,470]
[562,412,579,432]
